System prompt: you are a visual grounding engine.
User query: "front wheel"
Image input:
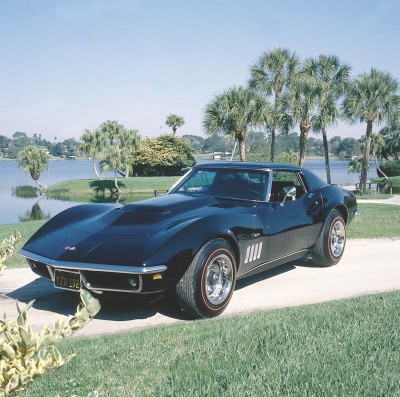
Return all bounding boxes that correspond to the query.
[176,238,236,319]
[312,209,346,267]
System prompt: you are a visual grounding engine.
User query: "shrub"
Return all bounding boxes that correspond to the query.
[133,135,196,176]
[378,160,400,177]
[0,290,101,396]
[0,231,21,274]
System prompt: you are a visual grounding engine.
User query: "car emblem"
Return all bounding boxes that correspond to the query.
[65,246,76,251]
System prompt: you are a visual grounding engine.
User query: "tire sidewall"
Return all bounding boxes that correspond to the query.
[195,240,237,316]
[325,212,346,263]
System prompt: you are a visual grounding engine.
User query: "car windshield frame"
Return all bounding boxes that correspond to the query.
[169,167,271,202]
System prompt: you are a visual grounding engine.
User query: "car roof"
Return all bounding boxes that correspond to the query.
[193,161,328,190]
[194,161,303,171]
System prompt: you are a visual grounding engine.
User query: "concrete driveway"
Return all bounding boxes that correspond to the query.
[1,238,399,337]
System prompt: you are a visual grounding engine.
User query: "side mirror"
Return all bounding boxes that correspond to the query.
[280,186,296,207]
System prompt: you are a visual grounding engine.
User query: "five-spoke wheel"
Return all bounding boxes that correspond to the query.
[312,209,347,267]
[176,238,236,319]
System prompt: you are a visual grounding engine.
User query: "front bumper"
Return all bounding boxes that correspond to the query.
[19,249,167,294]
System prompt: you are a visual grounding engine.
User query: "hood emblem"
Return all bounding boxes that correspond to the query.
[65,246,76,251]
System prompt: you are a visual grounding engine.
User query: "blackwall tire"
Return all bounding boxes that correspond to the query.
[312,209,346,267]
[176,238,236,319]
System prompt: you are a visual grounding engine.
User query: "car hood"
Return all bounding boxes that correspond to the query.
[22,194,245,266]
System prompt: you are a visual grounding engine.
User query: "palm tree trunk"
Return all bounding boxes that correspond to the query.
[373,151,388,179]
[270,126,276,162]
[114,171,121,195]
[298,120,310,167]
[322,129,331,184]
[93,158,102,180]
[360,121,373,194]
[230,139,237,161]
[35,179,48,191]
[236,130,247,161]
[173,127,177,135]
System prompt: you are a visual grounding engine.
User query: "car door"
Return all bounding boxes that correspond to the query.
[265,170,324,261]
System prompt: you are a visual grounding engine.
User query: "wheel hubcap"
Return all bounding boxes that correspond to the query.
[330,220,345,257]
[205,253,233,305]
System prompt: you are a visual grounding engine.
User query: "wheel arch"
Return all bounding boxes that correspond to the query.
[332,204,349,224]
[207,232,240,270]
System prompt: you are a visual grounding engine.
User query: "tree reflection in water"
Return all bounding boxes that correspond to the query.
[19,201,51,222]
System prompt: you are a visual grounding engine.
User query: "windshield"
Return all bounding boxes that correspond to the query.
[170,168,270,201]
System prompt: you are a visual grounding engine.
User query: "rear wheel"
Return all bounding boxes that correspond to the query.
[312,209,346,267]
[176,238,236,319]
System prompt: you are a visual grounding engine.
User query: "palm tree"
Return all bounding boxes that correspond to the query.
[379,125,400,160]
[100,120,125,145]
[17,145,50,190]
[118,128,140,177]
[249,48,299,162]
[101,145,123,194]
[343,69,400,193]
[80,128,106,179]
[303,55,351,184]
[203,86,270,161]
[166,114,185,135]
[280,75,323,166]
[364,133,388,179]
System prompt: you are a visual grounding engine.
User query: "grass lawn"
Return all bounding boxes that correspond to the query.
[1,203,399,269]
[46,176,180,198]
[0,220,47,268]
[347,203,400,239]
[21,291,400,397]
[356,194,394,200]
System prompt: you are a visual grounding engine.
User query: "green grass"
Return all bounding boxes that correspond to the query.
[347,203,400,239]
[21,291,400,397]
[374,176,400,185]
[0,220,47,268]
[46,176,180,198]
[2,203,398,269]
[356,194,394,200]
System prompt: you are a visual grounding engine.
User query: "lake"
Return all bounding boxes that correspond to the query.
[0,158,378,225]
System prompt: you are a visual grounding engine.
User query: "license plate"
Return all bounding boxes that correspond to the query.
[54,269,81,291]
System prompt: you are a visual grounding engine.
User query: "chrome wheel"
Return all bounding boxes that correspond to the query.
[204,253,234,305]
[330,220,346,257]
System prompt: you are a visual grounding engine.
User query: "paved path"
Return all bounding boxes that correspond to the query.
[358,194,400,205]
[1,238,399,337]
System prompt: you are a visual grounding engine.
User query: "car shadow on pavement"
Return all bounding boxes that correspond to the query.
[6,256,316,323]
[6,276,187,321]
[235,262,296,290]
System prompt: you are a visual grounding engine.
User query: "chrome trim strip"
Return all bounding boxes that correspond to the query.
[239,249,309,277]
[19,249,167,274]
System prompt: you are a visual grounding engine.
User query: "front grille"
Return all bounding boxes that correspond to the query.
[28,259,51,279]
[81,271,141,292]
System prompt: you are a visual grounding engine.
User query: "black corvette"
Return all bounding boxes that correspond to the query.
[20,162,359,319]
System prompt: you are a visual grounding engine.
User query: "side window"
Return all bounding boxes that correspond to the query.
[270,170,307,201]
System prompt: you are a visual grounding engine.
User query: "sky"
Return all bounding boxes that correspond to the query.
[0,0,399,142]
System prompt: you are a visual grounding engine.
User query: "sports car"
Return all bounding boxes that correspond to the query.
[20,162,359,319]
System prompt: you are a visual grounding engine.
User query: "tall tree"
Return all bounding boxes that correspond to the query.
[80,128,106,180]
[17,145,50,190]
[249,48,299,162]
[203,87,270,161]
[280,75,322,166]
[303,55,351,183]
[379,125,400,160]
[363,133,388,179]
[343,69,400,193]
[118,128,140,177]
[100,120,125,145]
[166,114,185,135]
